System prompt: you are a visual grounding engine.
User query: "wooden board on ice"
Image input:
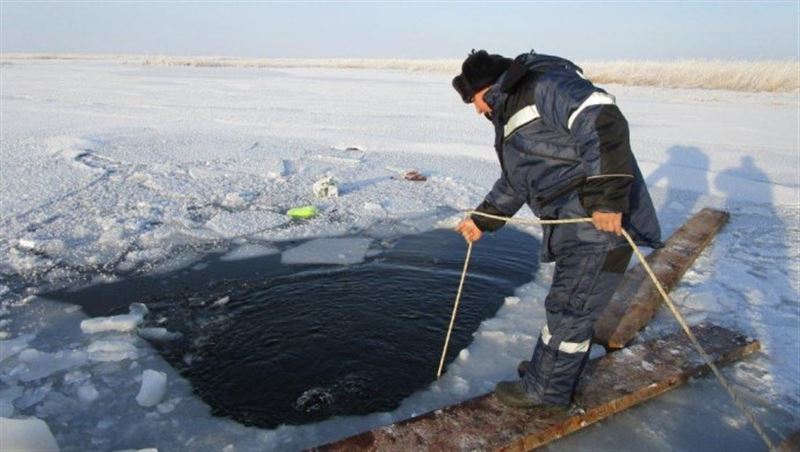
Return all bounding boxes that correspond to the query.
[316,324,759,452]
[594,208,730,349]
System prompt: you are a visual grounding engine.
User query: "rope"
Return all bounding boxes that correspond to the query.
[436,210,774,450]
[437,241,473,378]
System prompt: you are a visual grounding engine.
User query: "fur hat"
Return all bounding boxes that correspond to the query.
[452,49,512,103]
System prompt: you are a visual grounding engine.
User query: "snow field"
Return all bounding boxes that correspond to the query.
[0,61,797,450]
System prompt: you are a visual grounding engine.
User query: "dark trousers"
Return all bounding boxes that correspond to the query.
[522,246,632,405]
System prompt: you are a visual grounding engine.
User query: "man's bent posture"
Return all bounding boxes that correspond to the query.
[453,50,662,409]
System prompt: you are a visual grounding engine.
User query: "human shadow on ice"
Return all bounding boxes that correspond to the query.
[712,155,799,439]
[715,156,795,332]
[645,145,710,220]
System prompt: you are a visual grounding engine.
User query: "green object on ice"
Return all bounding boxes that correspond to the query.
[287,205,318,219]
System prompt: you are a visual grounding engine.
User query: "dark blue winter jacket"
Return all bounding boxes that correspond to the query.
[471,51,662,261]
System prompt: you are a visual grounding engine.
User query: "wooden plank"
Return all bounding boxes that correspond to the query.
[777,431,800,452]
[594,208,730,349]
[316,324,759,452]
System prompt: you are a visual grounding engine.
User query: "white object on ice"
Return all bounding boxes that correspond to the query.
[80,303,149,334]
[136,369,167,407]
[0,417,60,452]
[281,238,372,265]
[312,176,338,198]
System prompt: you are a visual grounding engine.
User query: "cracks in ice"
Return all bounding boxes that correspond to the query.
[0,134,481,315]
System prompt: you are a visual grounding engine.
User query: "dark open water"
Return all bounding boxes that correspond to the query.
[46,227,539,428]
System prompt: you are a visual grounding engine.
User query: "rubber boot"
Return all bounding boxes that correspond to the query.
[494,380,570,411]
[517,360,531,378]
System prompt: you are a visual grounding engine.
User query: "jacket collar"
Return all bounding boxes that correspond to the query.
[485,74,509,125]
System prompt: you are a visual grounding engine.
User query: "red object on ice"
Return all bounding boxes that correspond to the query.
[403,170,427,182]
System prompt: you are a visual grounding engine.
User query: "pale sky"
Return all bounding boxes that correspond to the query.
[1,1,798,60]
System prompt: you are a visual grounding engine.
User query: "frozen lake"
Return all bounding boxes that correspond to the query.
[0,60,797,450]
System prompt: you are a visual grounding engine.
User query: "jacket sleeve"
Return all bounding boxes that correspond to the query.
[536,72,634,214]
[471,174,526,232]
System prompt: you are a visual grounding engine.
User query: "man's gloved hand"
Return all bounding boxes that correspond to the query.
[456,218,483,243]
[592,211,623,235]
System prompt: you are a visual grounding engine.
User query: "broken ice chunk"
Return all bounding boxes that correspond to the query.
[0,417,59,452]
[81,303,149,334]
[15,382,52,410]
[15,349,88,382]
[281,238,372,265]
[87,340,138,362]
[137,327,181,341]
[77,383,100,403]
[504,296,520,306]
[136,369,167,407]
[0,334,35,363]
[156,397,181,414]
[220,244,279,261]
[0,384,23,416]
[63,370,91,385]
[213,296,230,306]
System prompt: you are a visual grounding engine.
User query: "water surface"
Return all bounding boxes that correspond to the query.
[47,227,540,428]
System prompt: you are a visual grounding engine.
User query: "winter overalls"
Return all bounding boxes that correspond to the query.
[471,52,663,405]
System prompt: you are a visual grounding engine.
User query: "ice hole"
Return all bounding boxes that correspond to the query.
[46,228,539,428]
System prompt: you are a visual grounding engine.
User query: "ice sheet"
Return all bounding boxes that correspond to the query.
[281,238,373,265]
[219,244,280,261]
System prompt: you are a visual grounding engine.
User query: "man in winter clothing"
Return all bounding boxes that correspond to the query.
[452,50,662,409]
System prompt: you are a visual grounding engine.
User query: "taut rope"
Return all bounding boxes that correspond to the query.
[436,211,774,450]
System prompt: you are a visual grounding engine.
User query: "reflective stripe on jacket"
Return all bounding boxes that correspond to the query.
[471,51,662,261]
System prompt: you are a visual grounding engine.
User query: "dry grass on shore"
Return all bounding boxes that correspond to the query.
[3,53,798,93]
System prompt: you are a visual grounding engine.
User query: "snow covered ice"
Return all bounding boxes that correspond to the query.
[0,60,797,451]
